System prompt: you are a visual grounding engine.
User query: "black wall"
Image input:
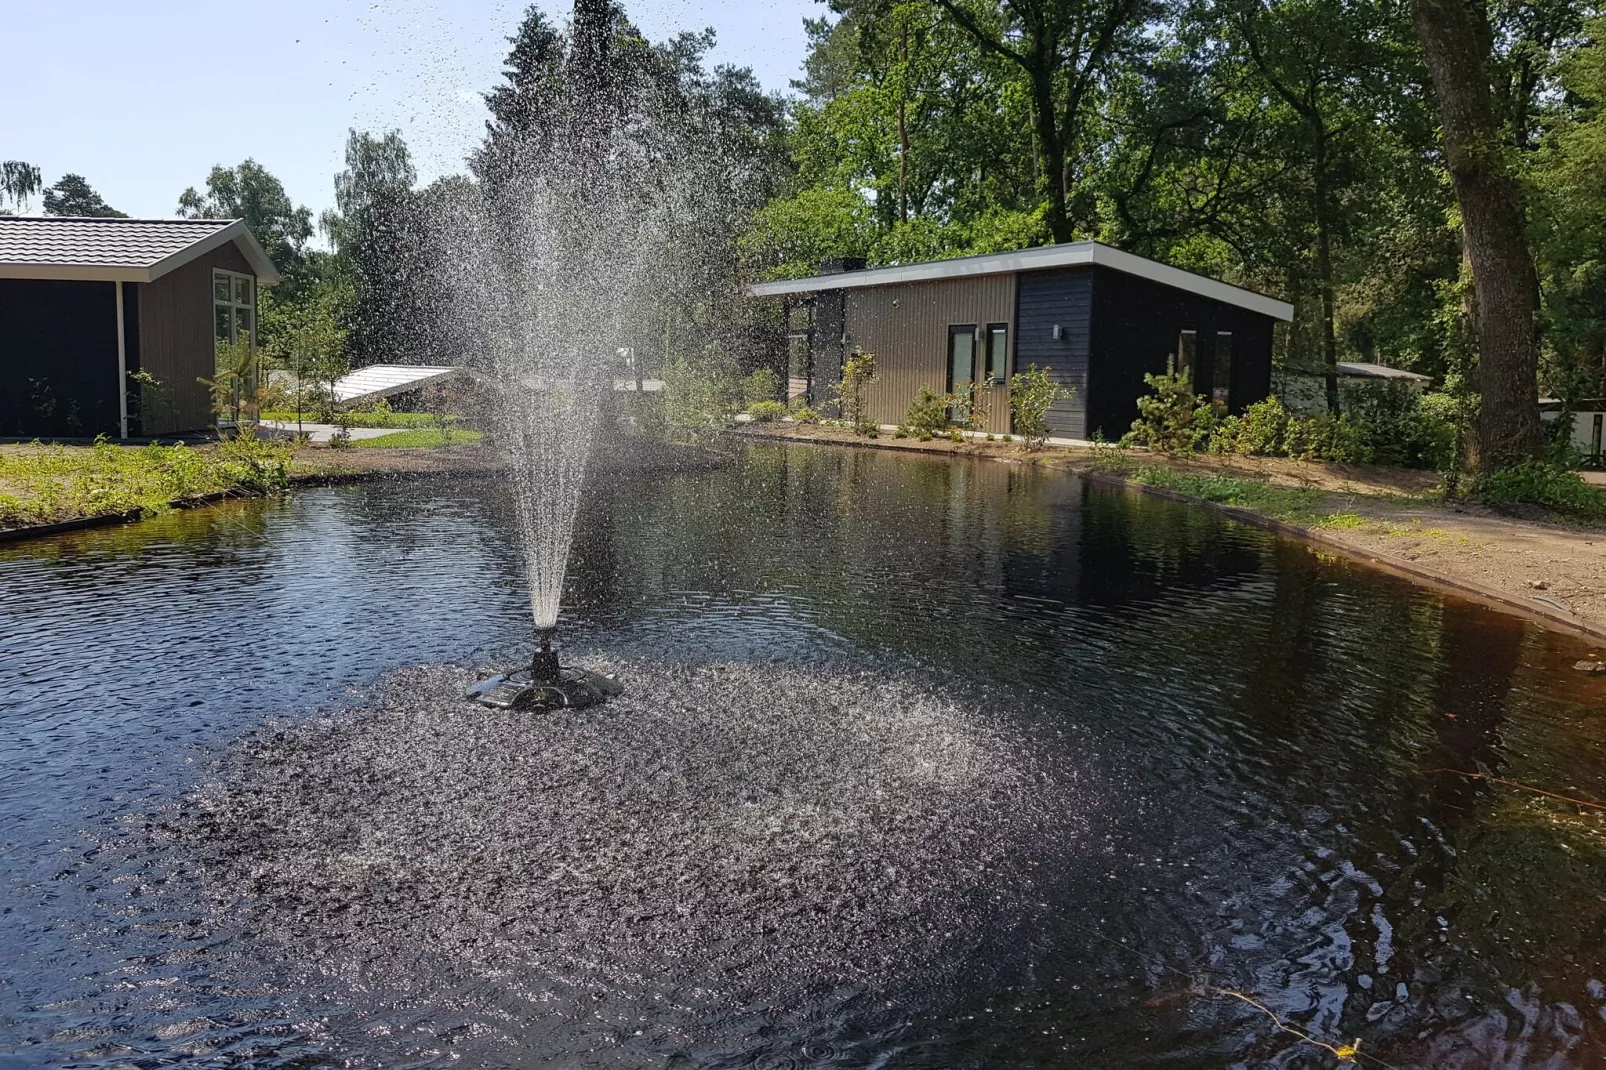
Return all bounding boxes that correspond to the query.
[1086,266,1275,440]
[0,280,121,438]
[810,291,846,413]
[1015,267,1093,439]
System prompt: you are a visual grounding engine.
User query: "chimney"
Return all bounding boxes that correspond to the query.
[818,256,867,275]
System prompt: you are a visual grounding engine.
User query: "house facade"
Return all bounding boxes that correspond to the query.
[749,242,1295,441]
[0,217,279,439]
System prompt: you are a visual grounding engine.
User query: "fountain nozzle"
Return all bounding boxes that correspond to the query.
[532,626,561,682]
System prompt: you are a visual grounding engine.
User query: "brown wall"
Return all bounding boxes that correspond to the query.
[843,274,1016,435]
[137,242,254,433]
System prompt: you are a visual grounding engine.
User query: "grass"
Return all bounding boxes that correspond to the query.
[0,435,295,530]
[1093,456,1369,529]
[350,428,483,448]
[262,410,462,429]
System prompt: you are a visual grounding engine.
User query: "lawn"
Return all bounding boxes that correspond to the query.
[350,428,483,448]
[262,410,463,429]
[0,436,295,530]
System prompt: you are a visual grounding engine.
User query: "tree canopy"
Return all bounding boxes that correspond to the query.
[43,174,126,218]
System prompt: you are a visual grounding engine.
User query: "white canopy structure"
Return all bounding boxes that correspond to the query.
[333,365,463,406]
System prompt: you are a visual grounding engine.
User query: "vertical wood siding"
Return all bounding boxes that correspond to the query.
[1015,267,1093,439]
[137,243,255,434]
[1088,265,1275,440]
[842,274,1016,435]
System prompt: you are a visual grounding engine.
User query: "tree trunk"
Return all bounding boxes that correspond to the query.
[1029,54,1073,243]
[1312,128,1341,415]
[1411,0,1543,468]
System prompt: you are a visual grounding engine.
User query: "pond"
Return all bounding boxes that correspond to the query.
[2,441,1604,1068]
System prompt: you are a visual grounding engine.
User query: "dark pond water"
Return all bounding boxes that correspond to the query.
[2,442,1605,1069]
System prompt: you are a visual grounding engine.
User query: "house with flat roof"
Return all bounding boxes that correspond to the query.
[746,242,1295,441]
[0,216,279,439]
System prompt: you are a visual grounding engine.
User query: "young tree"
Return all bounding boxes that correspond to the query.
[43,174,126,217]
[1411,0,1544,466]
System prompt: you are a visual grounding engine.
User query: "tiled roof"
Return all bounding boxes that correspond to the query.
[0,217,279,284]
[0,217,232,267]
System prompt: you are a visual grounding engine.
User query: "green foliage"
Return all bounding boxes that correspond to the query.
[904,386,951,437]
[744,368,781,407]
[261,410,458,429]
[0,160,42,212]
[43,174,125,217]
[1123,365,1207,453]
[1008,364,1073,449]
[0,435,294,529]
[178,159,313,275]
[127,370,176,436]
[1478,460,1606,522]
[748,399,786,422]
[662,343,750,436]
[792,405,822,424]
[834,347,878,434]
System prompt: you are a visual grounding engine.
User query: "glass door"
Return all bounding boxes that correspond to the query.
[213,271,257,427]
[948,325,976,425]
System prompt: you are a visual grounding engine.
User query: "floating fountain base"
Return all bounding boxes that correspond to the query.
[465,664,623,712]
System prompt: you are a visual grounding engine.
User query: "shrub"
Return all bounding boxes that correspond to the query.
[748,399,786,422]
[1344,382,1456,469]
[1478,460,1606,522]
[904,386,950,438]
[792,405,821,424]
[1123,365,1205,453]
[1009,364,1073,449]
[833,347,878,434]
[744,368,781,408]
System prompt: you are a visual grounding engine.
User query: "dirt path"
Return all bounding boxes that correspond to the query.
[733,423,1606,647]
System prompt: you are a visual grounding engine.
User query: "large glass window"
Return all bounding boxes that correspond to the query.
[214,270,256,425]
[1213,331,1233,406]
[948,325,977,426]
[1176,330,1198,378]
[984,323,1008,384]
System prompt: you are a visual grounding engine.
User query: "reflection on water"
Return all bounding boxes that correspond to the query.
[1,442,1604,1068]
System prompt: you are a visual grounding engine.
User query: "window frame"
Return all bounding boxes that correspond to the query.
[1176,330,1198,377]
[213,269,258,427]
[984,323,1009,385]
[1212,331,1233,407]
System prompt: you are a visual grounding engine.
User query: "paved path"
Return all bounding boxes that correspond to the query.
[259,420,396,444]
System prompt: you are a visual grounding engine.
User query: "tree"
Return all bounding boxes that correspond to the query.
[43,174,126,217]
[1,160,41,213]
[928,0,1160,243]
[1411,0,1544,466]
[178,160,314,276]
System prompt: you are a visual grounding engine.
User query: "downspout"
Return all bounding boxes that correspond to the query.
[115,281,128,440]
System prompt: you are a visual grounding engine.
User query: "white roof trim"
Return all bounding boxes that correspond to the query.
[745,241,1294,322]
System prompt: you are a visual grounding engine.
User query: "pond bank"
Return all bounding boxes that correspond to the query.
[732,422,1606,648]
[0,443,501,542]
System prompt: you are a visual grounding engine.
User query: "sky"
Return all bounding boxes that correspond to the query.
[2,0,817,222]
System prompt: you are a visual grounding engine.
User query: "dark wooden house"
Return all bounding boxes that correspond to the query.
[0,217,280,439]
[749,242,1294,441]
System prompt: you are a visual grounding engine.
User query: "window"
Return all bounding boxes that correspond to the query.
[1593,413,1604,461]
[214,270,256,425]
[1213,332,1233,406]
[948,325,977,424]
[1176,330,1198,377]
[984,324,1009,384]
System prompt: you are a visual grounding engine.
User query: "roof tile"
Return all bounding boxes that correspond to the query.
[0,217,236,269]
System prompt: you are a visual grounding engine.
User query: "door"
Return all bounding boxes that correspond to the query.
[948,325,976,426]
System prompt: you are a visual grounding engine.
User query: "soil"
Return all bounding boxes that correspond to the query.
[734,422,1606,647]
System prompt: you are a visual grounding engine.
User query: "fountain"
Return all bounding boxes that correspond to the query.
[445,0,664,712]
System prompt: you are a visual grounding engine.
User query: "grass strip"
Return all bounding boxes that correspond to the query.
[350,429,483,448]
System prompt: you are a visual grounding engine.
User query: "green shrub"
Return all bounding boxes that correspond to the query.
[834,348,878,435]
[1478,460,1606,522]
[748,399,786,422]
[792,405,821,424]
[1123,365,1206,453]
[1009,364,1073,449]
[1344,382,1456,469]
[744,368,781,407]
[904,386,950,437]
[948,428,964,442]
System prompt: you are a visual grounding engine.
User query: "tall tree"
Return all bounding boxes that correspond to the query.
[1411,0,1544,466]
[178,160,314,275]
[43,174,126,217]
[928,0,1159,242]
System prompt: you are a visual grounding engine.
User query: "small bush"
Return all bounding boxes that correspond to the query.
[833,347,877,435]
[1010,364,1073,449]
[948,428,964,442]
[792,406,821,424]
[904,386,951,437]
[1479,460,1606,522]
[748,399,786,422]
[1123,366,1206,453]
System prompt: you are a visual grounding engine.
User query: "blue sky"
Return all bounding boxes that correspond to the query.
[3,0,817,221]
